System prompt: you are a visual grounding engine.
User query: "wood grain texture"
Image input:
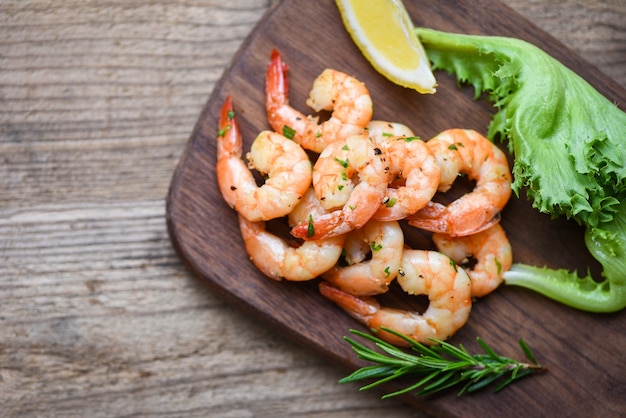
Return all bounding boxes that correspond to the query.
[1,1,624,417]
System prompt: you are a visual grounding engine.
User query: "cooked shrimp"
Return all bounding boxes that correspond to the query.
[216,96,312,221]
[322,219,404,296]
[433,223,513,298]
[291,133,388,240]
[319,249,472,347]
[366,121,441,221]
[265,49,373,153]
[407,129,512,236]
[238,189,345,282]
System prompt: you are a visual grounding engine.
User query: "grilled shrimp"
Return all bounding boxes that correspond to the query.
[239,188,344,281]
[320,249,472,347]
[408,129,512,236]
[366,120,441,221]
[291,133,388,240]
[322,219,404,296]
[433,223,513,298]
[266,49,373,153]
[216,96,312,222]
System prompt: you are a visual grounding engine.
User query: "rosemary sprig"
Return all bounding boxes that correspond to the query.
[340,328,547,398]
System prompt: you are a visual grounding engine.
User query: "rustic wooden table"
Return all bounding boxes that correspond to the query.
[1,1,624,417]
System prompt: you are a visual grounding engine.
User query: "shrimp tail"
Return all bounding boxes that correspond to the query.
[265,49,289,125]
[217,95,242,158]
[319,282,379,323]
[320,282,412,347]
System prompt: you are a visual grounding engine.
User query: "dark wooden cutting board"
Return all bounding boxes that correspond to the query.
[166,0,626,416]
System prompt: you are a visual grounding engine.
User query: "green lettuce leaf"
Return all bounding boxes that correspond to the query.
[416,28,626,312]
[504,202,626,312]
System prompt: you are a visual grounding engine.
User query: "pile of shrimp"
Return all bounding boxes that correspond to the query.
[215,49,513,347]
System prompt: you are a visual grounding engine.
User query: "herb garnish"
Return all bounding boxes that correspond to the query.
[307,214,315,238]
[340,328,546,398]
[334,156,349,168]
[282,125,296,140]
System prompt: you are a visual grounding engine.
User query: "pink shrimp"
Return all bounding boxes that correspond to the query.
[407,129,512,236]
[290,133,389,240]
[321,219,404,296]
[216,96,312,222]
[432,223,513,298]
[319,249,472,347]
[265,49,373,153]
[238,188,345,281]
[366,120,441,221]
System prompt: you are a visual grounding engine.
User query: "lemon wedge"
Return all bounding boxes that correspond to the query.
[336,0,437,94]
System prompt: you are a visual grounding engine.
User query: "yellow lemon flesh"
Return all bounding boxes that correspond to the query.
[336,0,437,94]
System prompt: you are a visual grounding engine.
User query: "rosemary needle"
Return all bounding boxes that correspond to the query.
[340,328,547,398]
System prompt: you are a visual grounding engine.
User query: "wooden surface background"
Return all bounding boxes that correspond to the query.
[1,1,624,417]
